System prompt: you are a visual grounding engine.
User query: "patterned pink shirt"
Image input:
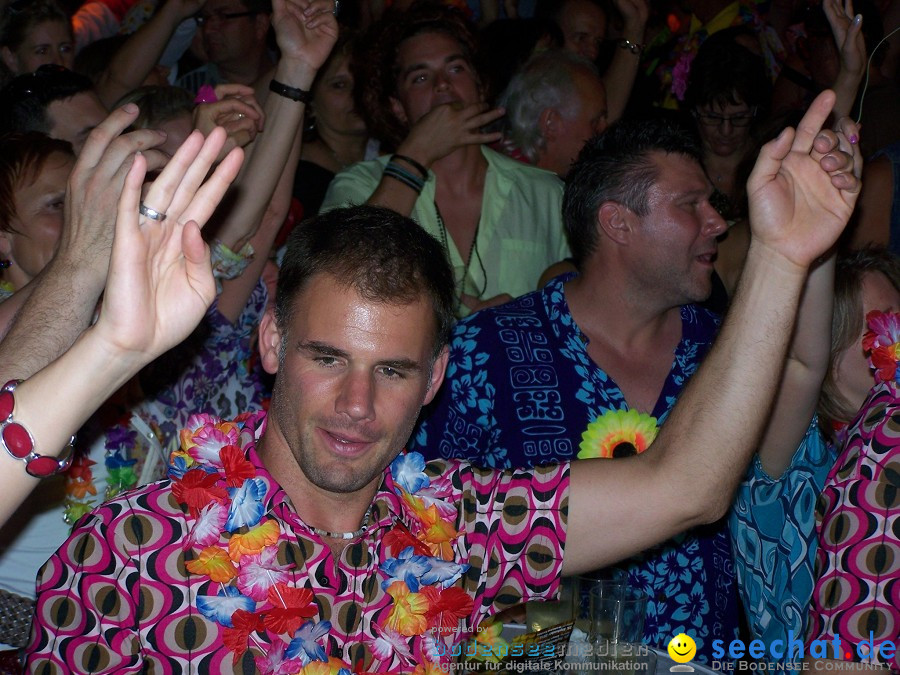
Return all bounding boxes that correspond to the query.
[26,411,569,673]
[806,310,900,672]
[805,381,900,672]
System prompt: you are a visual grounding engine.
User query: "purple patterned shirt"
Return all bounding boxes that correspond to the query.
[26,411,569,673]
[805,380,900,672]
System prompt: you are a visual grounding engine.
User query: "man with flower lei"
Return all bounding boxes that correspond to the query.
[28,206,573,674]
[24,90,862,674]
[167,413,514,672]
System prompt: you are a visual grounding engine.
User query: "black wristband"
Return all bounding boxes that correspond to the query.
[269,79,312,103]
[392,154,429,180]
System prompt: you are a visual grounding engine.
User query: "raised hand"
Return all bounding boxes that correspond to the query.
[612,0,649,39]
[94,129,243,360]
[193,84,265,160]
[824,0,865,80]
[272,0,339,74]
[747,90,862,270]
[60,104,169,283]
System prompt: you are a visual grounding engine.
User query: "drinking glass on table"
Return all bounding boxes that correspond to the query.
[590,585,652,675]
[590,583,648,645]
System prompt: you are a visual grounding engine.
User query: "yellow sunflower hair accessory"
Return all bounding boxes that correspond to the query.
[578,409,659,459]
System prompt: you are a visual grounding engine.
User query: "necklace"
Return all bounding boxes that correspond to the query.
[434,203,487,301]
[171,413,473,671]
[307,507,372,540]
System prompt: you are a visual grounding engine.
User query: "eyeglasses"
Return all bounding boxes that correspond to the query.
[193,9,256,26]
[692,107,758,128]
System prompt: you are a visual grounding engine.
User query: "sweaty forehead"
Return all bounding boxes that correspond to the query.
[48,92,106,141]
[289,273,438,357]
[22,20,73,46]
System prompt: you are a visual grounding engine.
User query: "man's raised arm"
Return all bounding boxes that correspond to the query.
[564,90,862,574]
[0,106,168,382]
[0,129,243,525]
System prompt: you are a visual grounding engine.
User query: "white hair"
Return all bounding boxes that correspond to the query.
[499,49,599,162]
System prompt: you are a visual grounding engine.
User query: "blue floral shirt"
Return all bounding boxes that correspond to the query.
[411,275,739,663]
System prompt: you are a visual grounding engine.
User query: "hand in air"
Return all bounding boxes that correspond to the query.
[747,89,862,270]
[94,128,244,361]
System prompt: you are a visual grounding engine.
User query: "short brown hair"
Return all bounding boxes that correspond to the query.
[115,86,194,129]
[276,205,455,357]
[818,247,900,438]
[0,131,73,233]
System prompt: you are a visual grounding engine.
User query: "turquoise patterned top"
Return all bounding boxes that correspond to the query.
[730,418,836,664]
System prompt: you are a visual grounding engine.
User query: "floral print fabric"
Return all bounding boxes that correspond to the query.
[26,411,569,674]
[411,275,738,663]
[0,280,268,619]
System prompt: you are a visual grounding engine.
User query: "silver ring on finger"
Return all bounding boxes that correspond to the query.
[139,202,167,222]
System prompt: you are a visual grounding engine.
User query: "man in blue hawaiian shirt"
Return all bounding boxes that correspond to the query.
[411,116,736,662]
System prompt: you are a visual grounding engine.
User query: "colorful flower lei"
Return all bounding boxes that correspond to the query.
[63,415,147,525]
[577,408,659,459]
[862,310,900,385]
[169,413,475,673]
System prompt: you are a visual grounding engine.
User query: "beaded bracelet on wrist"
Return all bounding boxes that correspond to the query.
[0,380,74,477]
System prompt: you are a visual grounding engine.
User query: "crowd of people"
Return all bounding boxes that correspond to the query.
[0,0,896,672]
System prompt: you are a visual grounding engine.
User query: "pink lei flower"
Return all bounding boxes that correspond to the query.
[863,310,900,385]
[670,51,696,101]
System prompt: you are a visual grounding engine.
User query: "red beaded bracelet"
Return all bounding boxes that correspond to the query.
[0,379,74,477]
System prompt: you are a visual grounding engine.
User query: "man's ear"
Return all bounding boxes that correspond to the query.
[1,47,18,75]
[258,308,283,375]
[596,202,633,245]
[423,345,449,406]
[539,108,560,142]
[389,96,408,126]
